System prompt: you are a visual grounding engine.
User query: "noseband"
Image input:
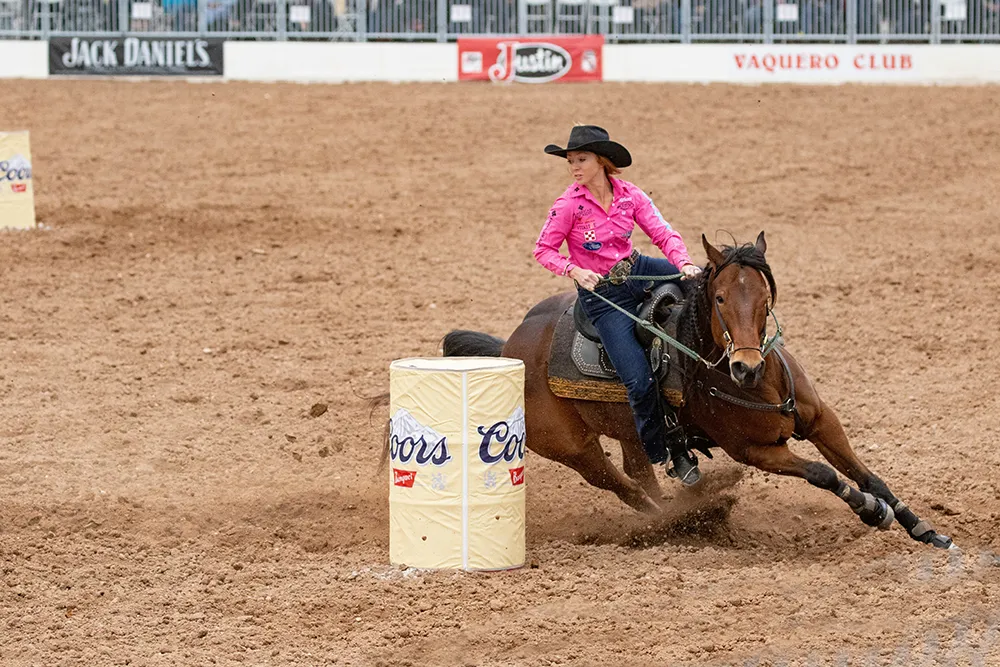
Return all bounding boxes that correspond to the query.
[701,268,805,438]
[710,268,782,364]
[713,299,768,359]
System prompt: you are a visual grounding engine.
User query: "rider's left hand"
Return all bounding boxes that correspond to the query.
[680,264,703,280]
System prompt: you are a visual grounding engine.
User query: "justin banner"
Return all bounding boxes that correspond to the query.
[0,131,35,230]
[458,36,603,83]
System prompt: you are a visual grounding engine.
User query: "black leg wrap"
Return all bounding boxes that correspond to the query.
[834,480,866,510]
[836,481,894,530]
[856,494,895,530]
[890,500,921,534]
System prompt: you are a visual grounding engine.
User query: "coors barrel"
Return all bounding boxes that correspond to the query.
[388,357,526,570]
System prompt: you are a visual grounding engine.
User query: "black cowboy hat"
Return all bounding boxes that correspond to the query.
[544,125,632,169]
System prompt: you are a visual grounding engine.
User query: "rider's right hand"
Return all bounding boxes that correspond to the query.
[570,267,603,291]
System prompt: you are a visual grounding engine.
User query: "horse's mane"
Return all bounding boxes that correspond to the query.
[676,241,776,379]
[713,242,777,306]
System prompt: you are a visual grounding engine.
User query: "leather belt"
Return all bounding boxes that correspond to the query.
[605,250,641,285]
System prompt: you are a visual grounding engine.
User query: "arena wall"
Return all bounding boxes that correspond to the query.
[2,40,999,84]
[223,42,457,83]
[0,41,48,79]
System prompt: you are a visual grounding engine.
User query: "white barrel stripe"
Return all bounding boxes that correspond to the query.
[461,371,469,570]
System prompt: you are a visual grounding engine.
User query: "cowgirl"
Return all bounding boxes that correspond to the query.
[534,125,702,485]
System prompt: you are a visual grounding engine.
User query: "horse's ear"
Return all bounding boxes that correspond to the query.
[755,231,767,256]
[702,234,725,268]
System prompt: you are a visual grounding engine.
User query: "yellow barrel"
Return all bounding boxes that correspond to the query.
[0,131,36,230]
[388,357,525,570]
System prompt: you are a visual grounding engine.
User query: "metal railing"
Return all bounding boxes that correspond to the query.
[0,0,997,41]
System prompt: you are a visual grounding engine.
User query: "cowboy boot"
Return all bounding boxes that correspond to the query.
[665,424,701,486]
[662,405,702,486]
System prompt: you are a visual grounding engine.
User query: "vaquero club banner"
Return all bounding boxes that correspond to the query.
[458,36,603,83]
[49,37,224,76]
[602,44,1000,84]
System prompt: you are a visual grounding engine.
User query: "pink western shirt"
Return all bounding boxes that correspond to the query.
[533,178,694,278]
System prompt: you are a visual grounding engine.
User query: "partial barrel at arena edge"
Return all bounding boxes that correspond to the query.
[388,357,525,571]
[0,131,36,230]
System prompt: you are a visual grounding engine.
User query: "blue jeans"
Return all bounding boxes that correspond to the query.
[577,254,681,464]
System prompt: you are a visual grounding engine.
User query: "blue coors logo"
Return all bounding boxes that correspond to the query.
[388,408,452,466]
[477,407,526,464]
[0,154,31,183]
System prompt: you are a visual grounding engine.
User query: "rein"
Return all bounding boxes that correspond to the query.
[584,275,725,370]
[584,272,784,370]
[581,268,805,437]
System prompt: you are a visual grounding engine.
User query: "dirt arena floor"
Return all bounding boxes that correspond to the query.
[1,79,999,666]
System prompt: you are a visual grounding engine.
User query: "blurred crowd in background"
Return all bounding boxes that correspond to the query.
[2,0,997,39]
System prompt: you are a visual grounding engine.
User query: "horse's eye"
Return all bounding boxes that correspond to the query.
[715,295,725,305]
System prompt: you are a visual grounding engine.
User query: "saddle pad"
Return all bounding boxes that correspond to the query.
[547,304,683,407]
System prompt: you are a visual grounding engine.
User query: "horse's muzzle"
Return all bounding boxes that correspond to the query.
[731,359,765,389]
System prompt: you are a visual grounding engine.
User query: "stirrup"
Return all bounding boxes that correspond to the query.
[667,451,702,486]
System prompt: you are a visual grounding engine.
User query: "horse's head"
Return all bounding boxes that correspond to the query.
[701,231,777,390]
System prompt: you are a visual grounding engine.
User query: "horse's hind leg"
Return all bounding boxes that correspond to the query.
[733,443,898,534]
[574,402,664,506]
[612,429,664,505]
[563,432,662,514]
[807,404,954,549]
[553,432,660,514]
[525,393,660,514]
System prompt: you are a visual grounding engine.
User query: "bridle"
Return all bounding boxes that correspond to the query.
[582,261,782,372]
[709,267,783,365]
[698,263,807,439]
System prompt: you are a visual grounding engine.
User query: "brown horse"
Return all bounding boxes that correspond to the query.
[441,232,954,549]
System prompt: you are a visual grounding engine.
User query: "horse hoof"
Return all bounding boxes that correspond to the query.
[639,492,663,515]
[930,533,954,550]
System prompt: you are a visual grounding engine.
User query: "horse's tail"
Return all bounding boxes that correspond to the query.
[366,393,392,473]
[441,330,506,357]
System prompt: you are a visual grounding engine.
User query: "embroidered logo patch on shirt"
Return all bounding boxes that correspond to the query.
[582,241,603,251]
[584,230,596,242]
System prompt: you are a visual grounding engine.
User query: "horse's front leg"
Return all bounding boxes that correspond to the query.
[806,402,954,550]
[729,442,899,535]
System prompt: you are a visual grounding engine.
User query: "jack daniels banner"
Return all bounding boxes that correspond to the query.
[50,36,224,76]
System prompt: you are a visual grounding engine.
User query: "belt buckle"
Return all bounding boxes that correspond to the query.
[607,260,630,286]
